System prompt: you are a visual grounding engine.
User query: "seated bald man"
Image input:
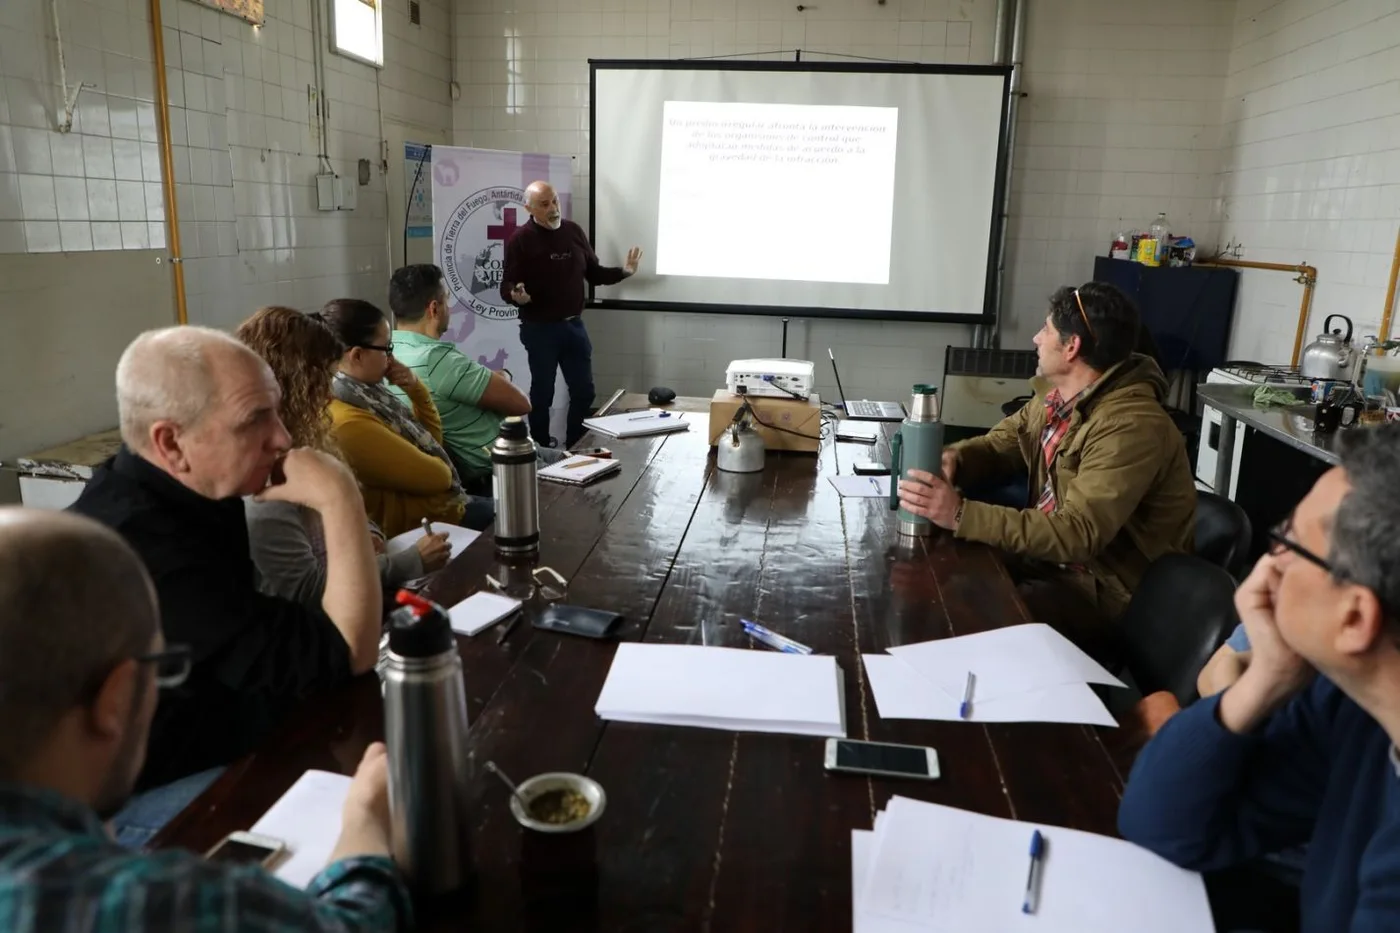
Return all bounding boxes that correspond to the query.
[500,180,643,447]
[0,509,411,932]
[70,327,381,841]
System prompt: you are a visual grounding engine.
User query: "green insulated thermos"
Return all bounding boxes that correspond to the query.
[888,385,944,537]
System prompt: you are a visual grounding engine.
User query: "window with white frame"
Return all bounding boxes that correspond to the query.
[332,0,383,67]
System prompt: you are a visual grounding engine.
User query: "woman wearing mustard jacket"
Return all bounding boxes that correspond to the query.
[315,298,491,538]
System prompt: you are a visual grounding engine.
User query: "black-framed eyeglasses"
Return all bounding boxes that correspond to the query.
[134,644,193,689]
[1266,515,1333,573]
[355,342,394,354]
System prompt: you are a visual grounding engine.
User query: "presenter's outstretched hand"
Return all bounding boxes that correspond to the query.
[510,283,532,305]
[624,247,643,276]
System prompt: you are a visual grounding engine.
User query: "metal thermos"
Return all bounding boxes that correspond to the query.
[491,416,539,555]
[888,385,944,538]
[382,592,472,893]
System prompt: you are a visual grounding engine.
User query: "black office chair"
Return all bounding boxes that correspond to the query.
[1195,490,1253,579]
[1117,553,1239,708]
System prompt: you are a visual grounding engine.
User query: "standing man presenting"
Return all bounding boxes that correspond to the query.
[501,180,641,448]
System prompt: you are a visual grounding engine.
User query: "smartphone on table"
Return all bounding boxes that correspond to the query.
[204,831,287,869]
[824,738,940,781]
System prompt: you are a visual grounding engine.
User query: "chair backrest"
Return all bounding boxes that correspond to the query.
[1195,490,1253,579]
[1119,553,1239,707]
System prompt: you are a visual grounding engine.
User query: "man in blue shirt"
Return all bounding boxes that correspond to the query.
[1119,423,1400,932]
[0,508,412,932]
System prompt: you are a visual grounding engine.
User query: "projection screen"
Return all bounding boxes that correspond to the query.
[589,60,1011,323]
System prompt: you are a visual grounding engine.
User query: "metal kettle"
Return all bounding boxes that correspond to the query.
[717,406,766,473]
[1300,314,1354,381]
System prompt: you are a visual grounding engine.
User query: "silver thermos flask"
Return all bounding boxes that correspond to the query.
[491,416,539,555]
[382,591,472,894]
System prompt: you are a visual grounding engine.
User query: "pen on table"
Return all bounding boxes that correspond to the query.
[627,412,671,421]
[869,476,882,493]
[959,671,975,720]
[739,619,813,655]
[496,607,523,644]
[563,457,600,470]
[421,517,434,536]
[1022,829,1046,914]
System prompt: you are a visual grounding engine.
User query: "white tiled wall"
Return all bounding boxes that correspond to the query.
[0,0,450,333]
[450,0,1234,401]
[0,0,167,255]
[1216,0,1400,365]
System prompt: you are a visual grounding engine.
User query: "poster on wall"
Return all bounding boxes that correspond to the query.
[190,0,264,25]
[432,147,574,442]
[404,143,432,239]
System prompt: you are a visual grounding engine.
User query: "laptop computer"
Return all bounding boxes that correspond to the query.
[828,349,906,422]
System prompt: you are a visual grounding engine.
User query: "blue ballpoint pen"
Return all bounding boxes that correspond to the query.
[959,671,975,720]
[739,619,813,655]
[1022,829,1046,914]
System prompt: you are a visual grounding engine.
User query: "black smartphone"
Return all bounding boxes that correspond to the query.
[853,460,889,475]
[533,604,623,639]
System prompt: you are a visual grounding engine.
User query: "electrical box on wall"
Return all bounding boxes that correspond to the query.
[337,175,357,210]
[316,173,337,211]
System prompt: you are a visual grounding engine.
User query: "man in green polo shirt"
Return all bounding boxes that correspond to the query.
[387,264,534,492]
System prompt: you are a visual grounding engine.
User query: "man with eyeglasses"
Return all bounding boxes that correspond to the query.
[0,508,411,932]
[1120,424,1400,932]
[70,327,383,847]
[897,282,1195,645]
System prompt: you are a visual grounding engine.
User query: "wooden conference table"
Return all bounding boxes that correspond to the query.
[155,398,1125,931]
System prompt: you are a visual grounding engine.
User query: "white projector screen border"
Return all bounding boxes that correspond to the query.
[587,59,1013,325]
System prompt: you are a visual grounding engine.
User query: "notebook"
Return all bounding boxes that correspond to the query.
[447,591,523,636]
[582,410,691,438]
[538,454,623,485]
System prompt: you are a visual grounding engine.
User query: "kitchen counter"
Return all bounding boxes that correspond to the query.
[1197,384,1343,494]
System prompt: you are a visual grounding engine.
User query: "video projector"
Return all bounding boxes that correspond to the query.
[725,359,815,400]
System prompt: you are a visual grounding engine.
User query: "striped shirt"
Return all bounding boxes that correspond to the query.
[0,783,412,933]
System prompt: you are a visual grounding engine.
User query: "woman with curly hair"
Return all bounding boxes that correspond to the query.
[236,306,451,608]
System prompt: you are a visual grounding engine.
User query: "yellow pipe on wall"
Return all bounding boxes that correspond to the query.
[1378,227,1400,349]
[148,0,188,325]
[1199,257,1318,367]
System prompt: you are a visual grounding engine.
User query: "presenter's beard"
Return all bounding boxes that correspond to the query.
[544,213,562,230]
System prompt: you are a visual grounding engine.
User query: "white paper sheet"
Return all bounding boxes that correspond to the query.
[889,624,1125,704]
[582,410,691,438]
[862,796,1213,933]
[829,474,892,498]
[384,523,480,560]
[862,654,1118,726]
[595,643,846,737]
[250,770,353,890]
[447,591,523,637]
[853,828,929,933]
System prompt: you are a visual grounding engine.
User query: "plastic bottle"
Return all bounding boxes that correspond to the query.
[1148,212,1170,263]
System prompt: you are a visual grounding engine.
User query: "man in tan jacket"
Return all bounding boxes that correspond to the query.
[899,282,1196,642]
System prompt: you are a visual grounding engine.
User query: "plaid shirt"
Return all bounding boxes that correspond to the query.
[0,783,412,933]
[1035,388,1081,513]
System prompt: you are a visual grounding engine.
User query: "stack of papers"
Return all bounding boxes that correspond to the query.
[582,410,691,438]
[863,624,1122,726]
[853,796,1212,932]
[447,590,523,636]
[829,474,892,498]
[595,643,846,737]
[251,770,353,889]
[538,453,623,486]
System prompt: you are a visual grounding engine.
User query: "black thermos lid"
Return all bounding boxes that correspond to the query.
[386,591,455,658]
